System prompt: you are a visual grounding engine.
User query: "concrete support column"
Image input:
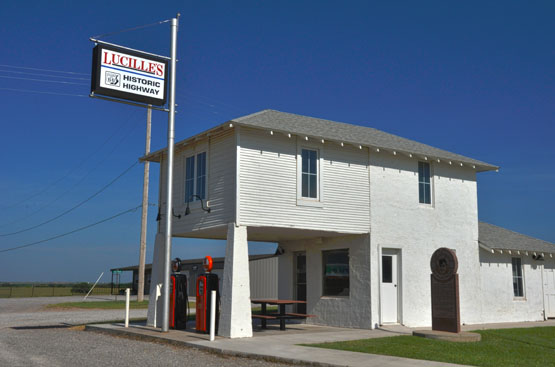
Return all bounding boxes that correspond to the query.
[218,223,253,338]
[147,232,166,327]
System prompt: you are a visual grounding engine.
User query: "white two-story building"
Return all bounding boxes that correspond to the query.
[144,109,555,338]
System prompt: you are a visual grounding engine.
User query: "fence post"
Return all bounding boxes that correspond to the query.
[210,290,216,341]
[31,285,34,297]
[9,287,12,298]
[125,288,130,328]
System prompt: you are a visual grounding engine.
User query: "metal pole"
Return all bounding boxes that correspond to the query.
[137,106,152,302]
[84,272,104,301]
[125,288,130,328]
[161,14,179,333]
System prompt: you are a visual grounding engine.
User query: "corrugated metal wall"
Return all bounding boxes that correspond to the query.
[249,256,278,299]
[181,257,278,298]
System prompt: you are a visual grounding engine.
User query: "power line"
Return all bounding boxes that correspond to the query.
[0,87,88,98]
[91,18,172,40]
[182,91,245,114]
[180,98,222,115]
[0,75,88,85]
[1,108,138,213]
[0,161,139,237]
[0,64,89,76]
[0,205,146,253]
[0,69,90,81]
[2,120,139,225]
[176,92,248,118]
[0,111,141,229]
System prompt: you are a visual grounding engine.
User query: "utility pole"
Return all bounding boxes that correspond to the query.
[137,105,152,302]
[161,14,179,333]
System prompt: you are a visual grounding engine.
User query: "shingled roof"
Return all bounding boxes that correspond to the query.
[235,110,498,172]
[143,109,499,171]
[479,221,555,255]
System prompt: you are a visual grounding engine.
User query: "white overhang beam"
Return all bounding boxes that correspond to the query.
[478,242,495,253]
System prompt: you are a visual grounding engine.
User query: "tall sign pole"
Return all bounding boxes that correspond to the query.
[161,14,179,333]
[137,105,152,302]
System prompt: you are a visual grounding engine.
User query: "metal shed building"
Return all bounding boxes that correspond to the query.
[111,253,277,299]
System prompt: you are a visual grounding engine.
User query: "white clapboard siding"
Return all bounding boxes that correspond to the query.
[159,129,236,235]
[249,257,278,299]
[239,127,370,233]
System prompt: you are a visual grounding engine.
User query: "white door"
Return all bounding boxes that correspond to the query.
[544,265,555,318]
[380,250,399,324]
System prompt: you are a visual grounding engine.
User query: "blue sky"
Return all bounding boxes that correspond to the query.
[0,1,553,282]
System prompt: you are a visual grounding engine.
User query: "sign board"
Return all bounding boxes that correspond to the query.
[91,44,168,106]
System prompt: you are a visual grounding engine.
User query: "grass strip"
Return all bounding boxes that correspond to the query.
[46,300,150,309]
[302,327,555,367]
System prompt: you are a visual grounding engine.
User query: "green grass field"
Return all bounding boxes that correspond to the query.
[0,286,113,298]
[47,301,276,311]
[303,327,555,367]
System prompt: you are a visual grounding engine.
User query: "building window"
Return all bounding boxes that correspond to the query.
[418,161,431,204]
[196,152,206,200]
[512,257,524,298]
[382,255,393,283]
[301,149,318,198]
[185,152,207,202]
[323,249,349,297]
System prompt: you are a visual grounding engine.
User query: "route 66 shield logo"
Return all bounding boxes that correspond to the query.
[105,71,120,86]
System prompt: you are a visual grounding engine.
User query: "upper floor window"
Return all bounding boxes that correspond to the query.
[185,152,207,202]
[511,257,524,298]
[418,161,431,204]
[302,149,318,198]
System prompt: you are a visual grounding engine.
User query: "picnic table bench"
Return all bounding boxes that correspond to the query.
[251,299,315,330]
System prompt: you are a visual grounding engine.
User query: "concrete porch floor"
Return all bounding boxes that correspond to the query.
[86,321,462,367]
[86,319,555,367]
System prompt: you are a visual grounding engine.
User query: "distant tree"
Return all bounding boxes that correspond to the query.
[71,282,90,294]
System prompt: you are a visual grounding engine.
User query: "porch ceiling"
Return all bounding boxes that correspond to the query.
[174,225,365,242]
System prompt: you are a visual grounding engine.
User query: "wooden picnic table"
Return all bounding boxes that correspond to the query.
[251,299,314,330]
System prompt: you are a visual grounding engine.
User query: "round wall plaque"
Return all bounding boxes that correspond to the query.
[430,248,458,281]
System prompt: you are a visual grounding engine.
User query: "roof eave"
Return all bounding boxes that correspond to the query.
[232,121,499,173]
[139,110,500,172]
[139,121,235,163]
[479,241,554,257]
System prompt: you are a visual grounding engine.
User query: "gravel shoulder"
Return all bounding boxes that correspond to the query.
[0,296,292,367]
[0,327,293,367]
[0,296,146,328]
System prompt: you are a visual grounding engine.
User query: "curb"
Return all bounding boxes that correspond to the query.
[85,324,340,367]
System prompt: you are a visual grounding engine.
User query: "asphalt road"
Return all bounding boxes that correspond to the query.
[0,297,293,367]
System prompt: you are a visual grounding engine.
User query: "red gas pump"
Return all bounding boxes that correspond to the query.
[196,256,219,333]
[169,258,188,330]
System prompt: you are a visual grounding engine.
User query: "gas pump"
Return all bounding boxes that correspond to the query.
[196,256,219,334]
[170,258,188,330]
